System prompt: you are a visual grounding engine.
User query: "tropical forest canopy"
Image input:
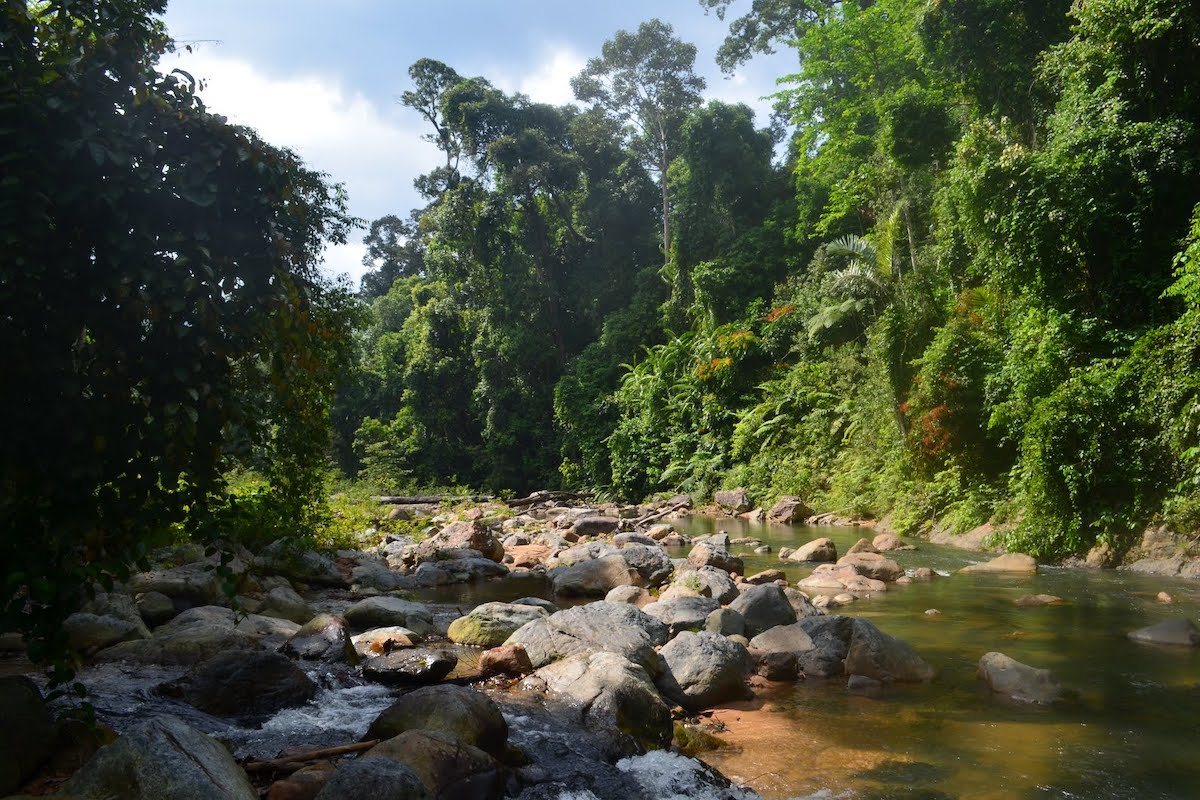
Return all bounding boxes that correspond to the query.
[5,0,1200,671]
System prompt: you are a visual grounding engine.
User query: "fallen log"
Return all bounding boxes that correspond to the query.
[506,490,589,508]
[375,495,493,505]
[243,739,380,774]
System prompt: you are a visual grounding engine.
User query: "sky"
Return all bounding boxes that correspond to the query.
[159,1,798,286]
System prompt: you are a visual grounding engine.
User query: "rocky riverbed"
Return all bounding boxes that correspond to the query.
[2,493,1198,799]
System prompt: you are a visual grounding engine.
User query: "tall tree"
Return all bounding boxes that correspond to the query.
[571,19,705,262]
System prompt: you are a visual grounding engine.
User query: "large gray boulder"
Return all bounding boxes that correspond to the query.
[125,563,228,608]
[63,610,151,652]
[551,554,641,597]
[408,520,504,563]
[447,602,549,646]
[686,541,744,576]
[1127,618,1199,646]
[641,596,720,638]
[365,730,504,800]
[787,537,838,563]
[977,652,1064,704]
[530,651,672,751]
[751,615,933,682]
[158,650,316,723]
[569,516,621,538]
[767,496,813,523]
[282,613,354,662]
[836,552,903,582]
[259,585,316,624]
[844,617,935,682]
[64,716,257,800]
[343,596,433,636]
[714,488,751,513]
[366,684,508,756]
[93,605,285,664]
[0,676,57,795]
[728,584,797,638]
[616,544,674,588]
[655,631,750,711]
[670,567,738,604]
[314,757,431,800]
[505,601,668,676]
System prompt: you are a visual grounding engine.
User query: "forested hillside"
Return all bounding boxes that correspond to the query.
[335,0,1200,560]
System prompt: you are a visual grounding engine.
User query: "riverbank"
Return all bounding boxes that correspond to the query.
[3,494,1198,799]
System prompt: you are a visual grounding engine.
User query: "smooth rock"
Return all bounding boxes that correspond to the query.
[616,544,674,588]
[136,590,177,625]
[670,567,738,604]
[351,626,421,657]
[64,715,257,800]
[843,617,935,682]
[728,584,797,638]
[978,651,1064,704]
[744,569,786,585]
[365,684,507,756]
[343,597,433,636]
[655,631,750,711]
[367,730,503,800]
[714,488,751,514]
[569,516,620,538]
[604,585,651,606]
[686,541,744,576]
[530,651,672,751]
[872,533,910,551]
[447,602,548,647]
[260,585,316,624]
[641,596,720,638]
[159,650,315,723]
[1015,594,1065,607]
[506,601,668,676]
[479,643,534,677]
[0,676,57,795]
[846,538,878,555]
[362,649,458,685]
[1127,618,1200,646]
[959,553,1037,574]
[551,554,641,597]
[283,614,354,662]
[836,551,903,582]
[789,537,838,563]
[704,607,746,638]
[767,496,812,524]
[314,757,430,800]
[94,605,275,664]
[64,611,150,652]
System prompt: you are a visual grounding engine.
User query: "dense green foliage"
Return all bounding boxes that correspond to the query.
[343,1,1200,560]
[1,0,355,677]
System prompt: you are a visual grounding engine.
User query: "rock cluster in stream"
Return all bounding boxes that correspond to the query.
[1,494,943,799]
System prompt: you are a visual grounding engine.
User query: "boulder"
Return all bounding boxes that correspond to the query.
[414,520,504,563]
[655,631,750,711]
[728,584,797,638]
[352,626,422,658]
[978,651,1064,704]
[783,587,823,619]
[0,676,57,795]
[125,563,227,608]
[788,538,837,563]
[645,523,674,541]
[94,605,280,665]
[268,762,335,800]
[670,567,738,604]
[604,585,651,606]
[846,538,878,555]
[257,541,346,587]
[530,651,672,751]
[366,730,504,800]
[136,590,177,625]
[767,496,812,524]
[64,610,150,652]
[613,532,657,547]
[282,614,354,662]
[158,651,315,723]
[1014,594,1066,607]
[686,541,744,576]
[744,569,786,585]
[843,617,935,682]
[569,516,620,538]
[64,715,257,800]
[641,596,720,638]
[313,757,430,800]
[616,544,674,588]
[505,601,668,676]
[714,488,751,514]
[872,533,909,551]
[362,649,458,685]
[551,554,641,597]
[1127,618,1199,646]
[447,602,549,647]
[959,553,1038,574]
[260,585,316,624]
[343,597,433,636]
[479,643,534,677]
[704,607,746,638]
[365,685,507,756]
[836,552,903,582]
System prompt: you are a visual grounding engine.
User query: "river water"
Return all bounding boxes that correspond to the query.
[669,518,1200,800]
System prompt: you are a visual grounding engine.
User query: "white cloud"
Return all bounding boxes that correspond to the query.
[493,46,586,106]
[164,50,440,285]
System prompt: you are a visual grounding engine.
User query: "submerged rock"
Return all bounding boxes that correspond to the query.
[158,650,316,723]
[958,553,1037,574]
[64,715,257,800]
[1127,618,1200,646]
[978,651,1064,704]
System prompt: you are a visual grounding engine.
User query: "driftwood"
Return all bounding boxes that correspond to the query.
[243,740,380,774]
[376,494,493,505]
[506,490,588,508]
[624,500,690,529]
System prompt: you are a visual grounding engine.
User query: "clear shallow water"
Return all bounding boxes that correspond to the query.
[672,517,1200,800]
